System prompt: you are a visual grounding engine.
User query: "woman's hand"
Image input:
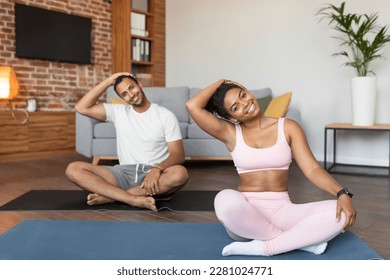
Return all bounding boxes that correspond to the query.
[336,196,357,232]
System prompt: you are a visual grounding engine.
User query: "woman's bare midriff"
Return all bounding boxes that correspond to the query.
[236,170,289,192]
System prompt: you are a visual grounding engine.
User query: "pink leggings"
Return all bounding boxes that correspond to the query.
[214,189,345,256]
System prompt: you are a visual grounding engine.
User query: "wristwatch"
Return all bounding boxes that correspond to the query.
[337,188,353,198]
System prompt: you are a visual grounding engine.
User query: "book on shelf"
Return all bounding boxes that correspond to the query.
[131,12,149,37]
[132,38,150,62]
[145,40,150,61]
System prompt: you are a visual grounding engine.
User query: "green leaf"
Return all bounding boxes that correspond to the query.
[315,1,390,76]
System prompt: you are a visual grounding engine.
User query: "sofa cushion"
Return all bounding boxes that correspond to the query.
[143,86,190,123]
[256,95,272,113]
[94,122,116,138]
[183,138,230,158]
[179,122,188,139]
[264,92,292,118]
[93,138,117,156]
[187,123,214,139]
[189,87,202,124]
[106,85,119,99]
[94,121,188,139]
[107,97,127,104]
[251,88,272,99]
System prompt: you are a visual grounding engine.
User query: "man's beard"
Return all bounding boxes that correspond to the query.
[130,89,145,106]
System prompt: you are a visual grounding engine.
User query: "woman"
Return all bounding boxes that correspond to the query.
[185,79,356,256]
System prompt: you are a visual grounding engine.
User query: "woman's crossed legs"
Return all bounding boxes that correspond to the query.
[214,189,345,256]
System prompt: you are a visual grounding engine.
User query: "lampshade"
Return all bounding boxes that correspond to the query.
[0,66,19,100]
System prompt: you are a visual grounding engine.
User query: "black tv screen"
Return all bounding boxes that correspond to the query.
[15,4,92,64]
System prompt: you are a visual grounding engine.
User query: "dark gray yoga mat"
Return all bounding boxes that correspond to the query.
[0,190,219,211]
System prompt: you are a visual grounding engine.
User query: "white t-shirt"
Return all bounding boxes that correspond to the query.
[103,103,182,165]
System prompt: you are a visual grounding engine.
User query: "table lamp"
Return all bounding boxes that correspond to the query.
[0,66,28,124]
[0,66,19,100]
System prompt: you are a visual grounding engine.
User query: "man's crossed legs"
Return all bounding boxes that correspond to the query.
[65,161,188,212]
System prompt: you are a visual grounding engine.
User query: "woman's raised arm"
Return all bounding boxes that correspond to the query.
[185,79,233,144]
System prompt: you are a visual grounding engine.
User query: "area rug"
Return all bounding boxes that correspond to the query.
[0,190,218,211]
[0,220,383,260]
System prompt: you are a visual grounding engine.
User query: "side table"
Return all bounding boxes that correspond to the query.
[324,123,390,177]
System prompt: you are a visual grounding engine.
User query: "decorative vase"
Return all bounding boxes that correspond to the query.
[350,76,377,126]
[27,98,36,112]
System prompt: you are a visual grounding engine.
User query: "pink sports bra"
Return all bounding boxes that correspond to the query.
[230,118,292,174]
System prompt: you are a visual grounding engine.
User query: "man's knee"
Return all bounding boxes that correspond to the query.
[65,161,87,181]
[166,165,189,186]
[176,165,189,184]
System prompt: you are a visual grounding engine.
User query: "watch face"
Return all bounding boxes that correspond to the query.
[345,188,353,197]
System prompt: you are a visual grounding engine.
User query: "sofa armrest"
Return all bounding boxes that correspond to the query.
[286,108,301,125]
[75,112,100,158]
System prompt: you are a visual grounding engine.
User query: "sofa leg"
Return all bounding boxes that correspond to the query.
[92,156,118,165]
[92,156,101,165]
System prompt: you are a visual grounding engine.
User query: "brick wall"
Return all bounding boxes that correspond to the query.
[0,0,112,111]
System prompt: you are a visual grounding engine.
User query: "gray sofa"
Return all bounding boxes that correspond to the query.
[76,86,301,164]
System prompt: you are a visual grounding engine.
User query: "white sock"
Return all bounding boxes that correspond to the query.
[222,240,265,256]
[299,242,328,255]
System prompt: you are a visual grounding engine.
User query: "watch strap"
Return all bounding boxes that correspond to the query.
[337,188,353,198]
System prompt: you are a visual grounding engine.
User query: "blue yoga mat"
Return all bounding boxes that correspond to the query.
[0,220,383,260]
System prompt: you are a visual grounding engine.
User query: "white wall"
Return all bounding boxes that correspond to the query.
[166,0,390,165]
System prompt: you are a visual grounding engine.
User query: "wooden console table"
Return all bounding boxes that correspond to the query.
[0,111,75,162]
[324,123,390,177]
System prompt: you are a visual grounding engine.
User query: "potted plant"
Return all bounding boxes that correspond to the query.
[316,2,390,126]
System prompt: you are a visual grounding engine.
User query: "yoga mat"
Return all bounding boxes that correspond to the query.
[0,190,218,212]
[0,220,383,260]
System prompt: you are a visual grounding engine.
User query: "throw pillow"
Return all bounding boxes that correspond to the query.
[256,95,272,113]
[108,98,127,104]
[264,92,292,118]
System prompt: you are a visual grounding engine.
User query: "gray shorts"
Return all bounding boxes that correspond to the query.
[105,164,153,190]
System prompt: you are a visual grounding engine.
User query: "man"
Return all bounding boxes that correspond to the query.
[66,72,188,211]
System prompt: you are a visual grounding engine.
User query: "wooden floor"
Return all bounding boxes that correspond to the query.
[0,152,389,259]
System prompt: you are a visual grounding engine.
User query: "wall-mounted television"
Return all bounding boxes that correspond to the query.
[15,3,92,64]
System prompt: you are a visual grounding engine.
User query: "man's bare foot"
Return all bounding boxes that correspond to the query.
[131,196,157,212]
[88,193,157,212]
[87,193,114,206]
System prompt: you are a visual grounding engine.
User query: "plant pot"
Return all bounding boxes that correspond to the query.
[350,76,377,126]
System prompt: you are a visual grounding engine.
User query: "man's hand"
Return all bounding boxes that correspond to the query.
[108,72,134,85]
[140,168,161,196]
[75,72,134,121]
